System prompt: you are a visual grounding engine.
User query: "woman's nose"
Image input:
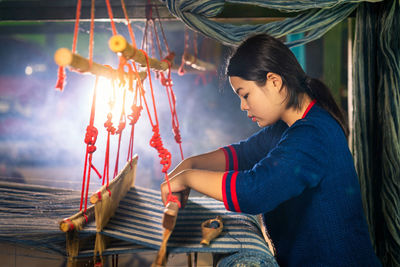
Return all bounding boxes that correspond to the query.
[240,99,249,111]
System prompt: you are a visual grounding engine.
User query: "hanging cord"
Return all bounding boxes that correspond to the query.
[104,0,118,36]
[88,0,96,67]
[138,50,180,207]
[113,87,127,178]
[55,0,82,91]
[102,82,116,196]
[159,60,184,160]
[154,3,170,55]
[178,27,189,76]
[80,0,101,214]
[127,64,143,163]
[120,0,136,48]
[80,76,102,213]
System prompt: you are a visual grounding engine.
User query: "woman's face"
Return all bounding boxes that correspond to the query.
[229,74,287,127]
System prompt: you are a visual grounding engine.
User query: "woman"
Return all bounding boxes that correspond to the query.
[161,34,381,266]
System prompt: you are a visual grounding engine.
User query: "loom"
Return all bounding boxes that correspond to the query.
[0,1,278,266]
[0,156,278,266]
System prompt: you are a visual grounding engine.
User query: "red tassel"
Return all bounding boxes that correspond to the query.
[55,66,66,91]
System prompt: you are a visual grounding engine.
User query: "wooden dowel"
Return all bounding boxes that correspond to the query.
[59,205,95,232]
[109,35,172,71]
[183,53,216,72]
[54,48,147,81]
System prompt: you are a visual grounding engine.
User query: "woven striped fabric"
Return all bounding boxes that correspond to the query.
[0,182,277,265]
[103,186,276,258]
[163,0,383,47]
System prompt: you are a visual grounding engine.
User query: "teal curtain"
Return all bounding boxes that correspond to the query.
[287,33,306,71]
[352,0,400,266]
[163,0,382,47]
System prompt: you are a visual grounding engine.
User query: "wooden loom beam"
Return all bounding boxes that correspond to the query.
[109,35,173,71]
[54,48,147,81]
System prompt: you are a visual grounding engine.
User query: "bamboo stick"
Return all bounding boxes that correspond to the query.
[54,48,147,81]
[109,35,172,71]
[183,53,216,72]
[59,204,95,232]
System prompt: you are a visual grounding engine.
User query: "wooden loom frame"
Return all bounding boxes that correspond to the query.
[60,155,138,267]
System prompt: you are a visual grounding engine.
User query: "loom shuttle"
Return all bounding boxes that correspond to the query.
[201,216,223,246]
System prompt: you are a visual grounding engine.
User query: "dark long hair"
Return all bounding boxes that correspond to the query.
[226,34,349,136]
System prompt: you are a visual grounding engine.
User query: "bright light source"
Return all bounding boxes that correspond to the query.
[94,77,133,127]
[25,66,33,75]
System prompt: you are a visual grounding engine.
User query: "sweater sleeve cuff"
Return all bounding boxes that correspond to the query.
[222,171,241,212]
[220,145,239,171]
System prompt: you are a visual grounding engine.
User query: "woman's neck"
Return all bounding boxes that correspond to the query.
[281,95,313,127]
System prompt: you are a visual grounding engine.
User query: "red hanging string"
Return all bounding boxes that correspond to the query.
[154,3,170,55]
[105,0,118,36]
[88,0,96,67]
[113,88,127,178]
[138,50,180,207]
[159,61,184,160]
[102,78,116,193]
[80,76,100,212]
[178,28,189,76]
[120,0,137,47]
[55,0,82,91]
[127,64,143,162]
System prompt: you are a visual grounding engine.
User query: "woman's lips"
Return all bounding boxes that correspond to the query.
[252,117,257,122]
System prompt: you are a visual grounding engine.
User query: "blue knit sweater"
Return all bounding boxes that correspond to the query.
[221,104,381,267]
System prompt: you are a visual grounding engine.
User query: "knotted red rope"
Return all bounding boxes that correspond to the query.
[139,50,180,207]
[127,88,143,162]
[160,59,184,160]
[80,76,101,212]
[102,112,116,193]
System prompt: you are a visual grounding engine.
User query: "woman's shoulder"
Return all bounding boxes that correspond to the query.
[287,104,347,146]
[296,104,343,133]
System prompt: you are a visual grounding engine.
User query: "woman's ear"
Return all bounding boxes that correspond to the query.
[266,72,283,91]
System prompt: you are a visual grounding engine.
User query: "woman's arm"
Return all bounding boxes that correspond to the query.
[161,169,224,205]
[168,149,226,178]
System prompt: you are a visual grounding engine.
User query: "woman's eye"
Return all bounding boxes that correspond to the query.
[243,93,249,99]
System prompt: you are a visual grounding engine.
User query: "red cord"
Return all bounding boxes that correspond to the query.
[103,113,116,188]
[113,89,127,178]
[120,0,136,47]
[88,0,95,67]
[80,77,99,212]
[160,60,184,160]
[105,0,117,36]
[139,50,180,207]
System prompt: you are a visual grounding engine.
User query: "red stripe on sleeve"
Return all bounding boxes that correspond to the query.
[220,147,229,171]
[230,171,241,212]
[222,172,229,210]
[228,145,239,171]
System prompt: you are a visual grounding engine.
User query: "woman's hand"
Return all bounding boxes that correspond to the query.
[160,171,188,206]
[161,169,224,207]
